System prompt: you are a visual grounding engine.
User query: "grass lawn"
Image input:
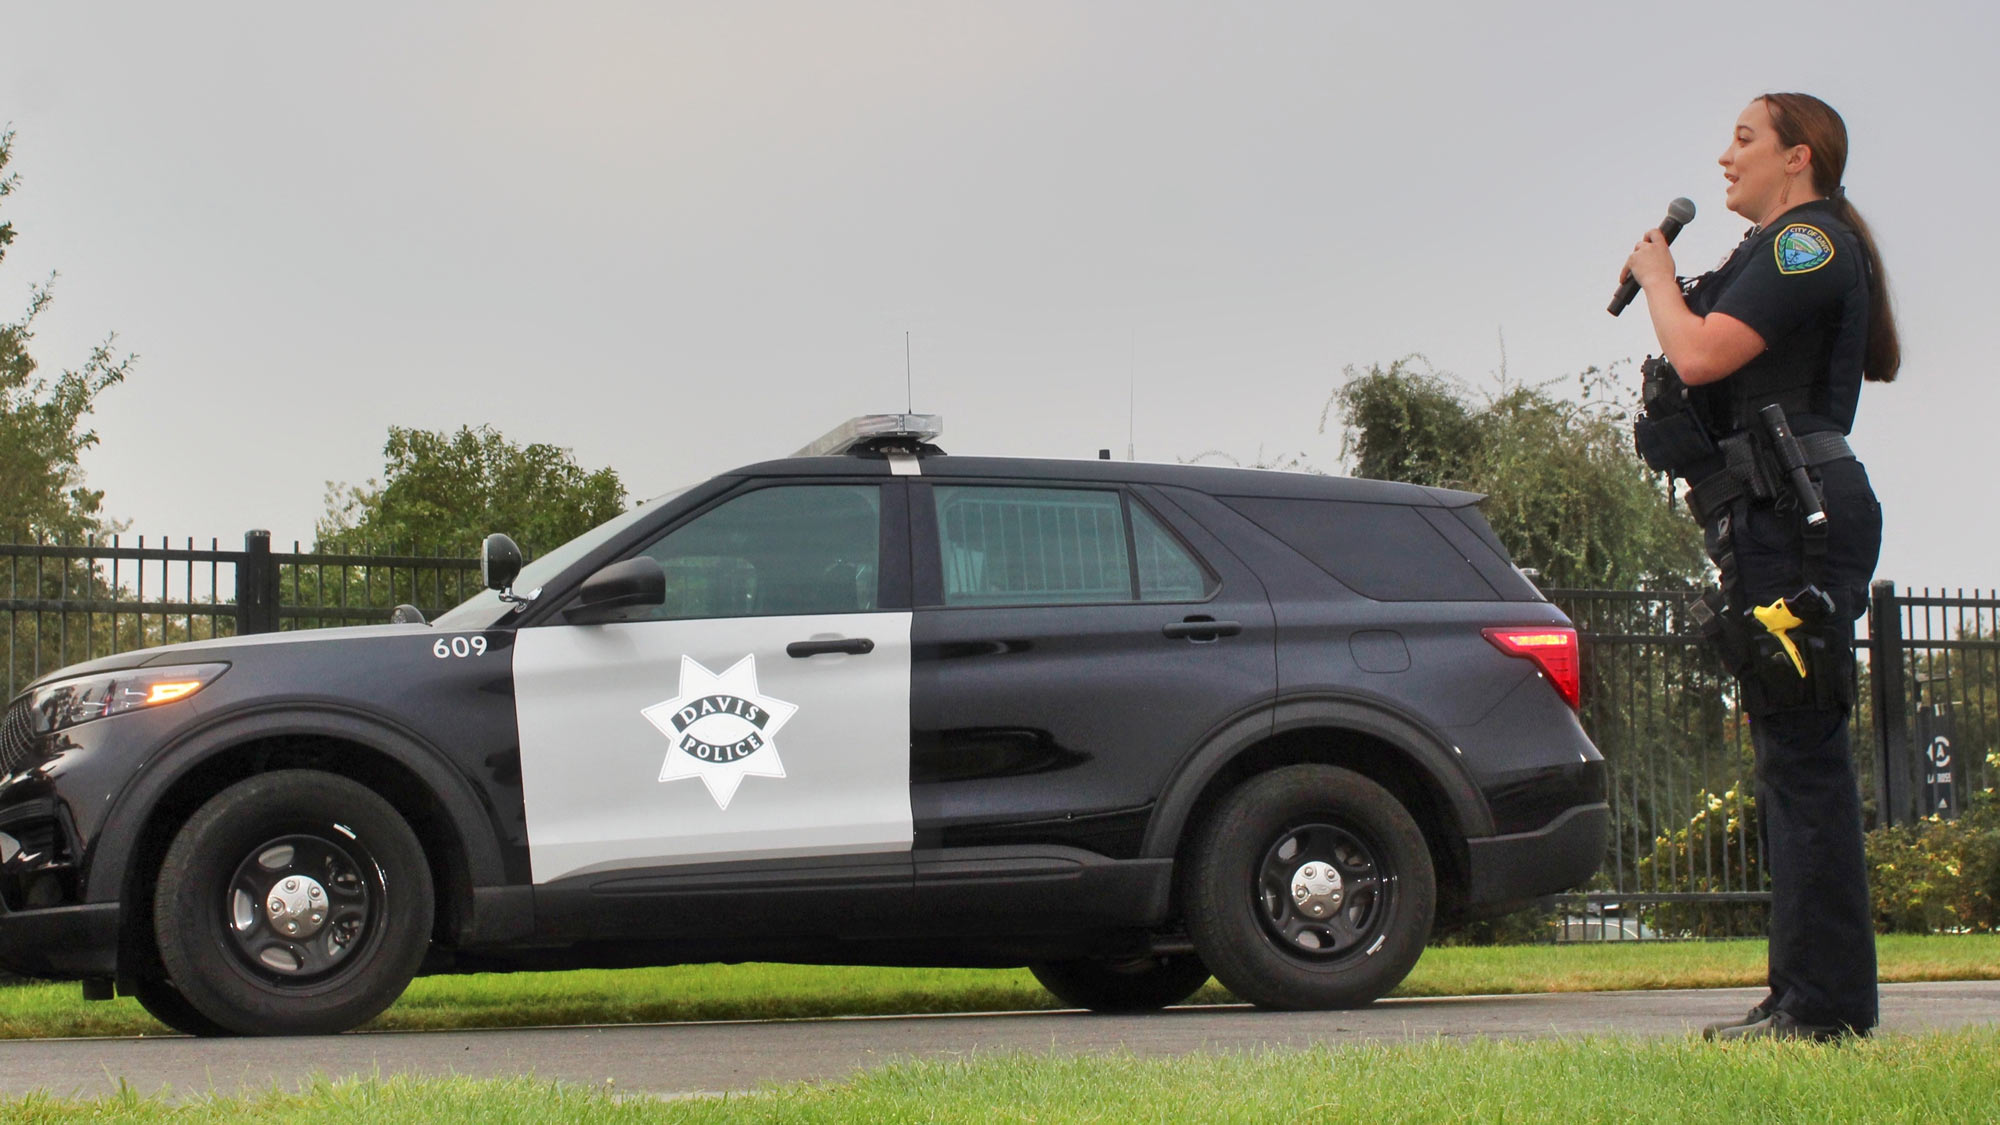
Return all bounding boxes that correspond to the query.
[0,933,1994,1040]
[7,1029,1999,1122]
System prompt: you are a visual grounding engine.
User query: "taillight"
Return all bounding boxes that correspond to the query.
[1483,627,1580,710]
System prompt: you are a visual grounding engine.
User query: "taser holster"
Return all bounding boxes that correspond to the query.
[1691,585,1847,715]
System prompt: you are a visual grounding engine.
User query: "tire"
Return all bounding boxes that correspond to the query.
[152,770,434,1036]
[1030,954,1212,1013]
[1184,764,1434,1010]
[128,978,238,1038]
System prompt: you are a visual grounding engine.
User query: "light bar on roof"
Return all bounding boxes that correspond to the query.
[792,414,944,457]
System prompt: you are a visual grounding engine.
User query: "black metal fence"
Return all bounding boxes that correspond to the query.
[5,533,1994,940]
[1546,582,2000,939]
[4,531,480,697]
[1867,585,2000,825]
[1544,588,1766,939]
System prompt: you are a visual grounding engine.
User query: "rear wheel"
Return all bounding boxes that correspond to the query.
[1030,954,1211,1012]
[153,770,434,1036]
[127,977,237,1037]
[1184,765,1434,1009]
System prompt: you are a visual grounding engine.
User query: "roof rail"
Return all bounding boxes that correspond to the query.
[792,414,945,458]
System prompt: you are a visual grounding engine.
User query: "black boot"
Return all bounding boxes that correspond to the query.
[1700,1003,1772,1041]
[1712,1010,1862,1043]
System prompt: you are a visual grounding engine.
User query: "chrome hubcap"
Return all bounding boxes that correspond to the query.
[263,874,329,939]
[1290,861,1344,918]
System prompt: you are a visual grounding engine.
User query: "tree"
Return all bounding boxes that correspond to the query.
[0,129,146,693]
[1327,356,1706,590]
[318,424,628,555]
[0,129,133,543]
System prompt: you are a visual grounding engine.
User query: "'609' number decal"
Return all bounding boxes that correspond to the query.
[432,635,489,659]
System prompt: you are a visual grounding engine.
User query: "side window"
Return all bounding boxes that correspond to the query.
[935,486,1131,607]
[631,485,880,620]
[1132,502,1217,602]
[1221,496,1499,601]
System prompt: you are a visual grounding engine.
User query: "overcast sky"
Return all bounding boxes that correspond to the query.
[5,1,1994,590]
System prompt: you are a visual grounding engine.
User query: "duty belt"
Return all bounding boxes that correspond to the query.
[1684,431,1854,527]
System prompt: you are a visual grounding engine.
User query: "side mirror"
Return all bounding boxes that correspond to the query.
[563,557,666,625]
[482,533,524,593]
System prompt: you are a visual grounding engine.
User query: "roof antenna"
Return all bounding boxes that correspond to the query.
[1127,330,1136,461]
[905,331,913,413]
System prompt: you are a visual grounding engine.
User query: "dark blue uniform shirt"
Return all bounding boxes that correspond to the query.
[1683,200,1870,436]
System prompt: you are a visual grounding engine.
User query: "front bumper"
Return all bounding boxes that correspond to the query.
[0,900,119,978]
[0,688,188,982]
[1464,802,1609,905]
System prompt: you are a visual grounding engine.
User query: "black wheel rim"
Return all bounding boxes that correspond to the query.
[222,831,381,983]
[1254,821,1394,961]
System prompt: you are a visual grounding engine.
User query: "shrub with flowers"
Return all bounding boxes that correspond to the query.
[1868,751,2000,933]
[1638,784,1766,936]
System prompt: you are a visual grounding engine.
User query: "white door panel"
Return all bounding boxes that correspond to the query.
[515,612,913,884]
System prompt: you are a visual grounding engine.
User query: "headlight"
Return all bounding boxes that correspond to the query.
[25,663,230,735]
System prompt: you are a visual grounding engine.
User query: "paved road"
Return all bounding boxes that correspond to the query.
[1,982,1995,1102]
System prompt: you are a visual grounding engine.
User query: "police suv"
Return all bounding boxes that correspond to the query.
[0,416,1606,1036]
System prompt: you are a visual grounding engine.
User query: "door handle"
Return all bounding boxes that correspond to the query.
[787,637,876,658]
[1162,618,1242,641]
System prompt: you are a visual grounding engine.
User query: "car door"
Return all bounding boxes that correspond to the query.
[512,480,914,909]
[908,481,1277,862]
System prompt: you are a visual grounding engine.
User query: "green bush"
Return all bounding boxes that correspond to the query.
[1868,760,2000,933]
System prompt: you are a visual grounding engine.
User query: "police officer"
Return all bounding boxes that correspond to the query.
[1623,92,1897,1041]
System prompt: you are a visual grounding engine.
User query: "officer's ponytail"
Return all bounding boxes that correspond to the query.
[1759,93,1900,384]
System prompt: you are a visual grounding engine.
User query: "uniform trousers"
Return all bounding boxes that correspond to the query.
[1709,456,1883,1032]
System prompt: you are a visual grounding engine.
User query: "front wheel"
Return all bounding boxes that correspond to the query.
[1183,764,1434,1009]
[152,770,434,1036]
[1030,954,1211,1012]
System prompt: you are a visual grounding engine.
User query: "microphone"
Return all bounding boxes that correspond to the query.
[1608,197,1697,316]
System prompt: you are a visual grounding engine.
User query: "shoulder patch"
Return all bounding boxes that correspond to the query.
[1774,223,1835,275]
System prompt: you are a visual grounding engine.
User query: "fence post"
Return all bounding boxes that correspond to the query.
[235,530,281,635]
[1868,578,1912,827]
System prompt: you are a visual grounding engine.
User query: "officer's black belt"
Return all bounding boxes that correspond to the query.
[1684,432,1855,526]
[1795,431,1856,466]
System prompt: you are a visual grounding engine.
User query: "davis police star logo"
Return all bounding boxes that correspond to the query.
[642,655,798,809]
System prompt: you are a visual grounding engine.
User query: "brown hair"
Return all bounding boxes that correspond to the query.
[1758,92,1900,383]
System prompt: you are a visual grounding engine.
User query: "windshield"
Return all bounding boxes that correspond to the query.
[431,485,693,630]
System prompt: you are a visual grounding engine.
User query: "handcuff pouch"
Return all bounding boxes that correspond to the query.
[1632,355,1718,475]
[1716,433,1779,504]
[1633,413,1716,474]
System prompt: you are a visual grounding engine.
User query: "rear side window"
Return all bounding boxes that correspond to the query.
[1132,502,1211,602]
[1222,497,1499,601]
[933,486,1216,607]
[935,486,1129,606]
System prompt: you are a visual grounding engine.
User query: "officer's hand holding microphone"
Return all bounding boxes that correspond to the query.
[1620,226,1679,302]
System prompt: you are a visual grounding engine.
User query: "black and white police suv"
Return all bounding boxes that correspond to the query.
[0,416,1606,1036]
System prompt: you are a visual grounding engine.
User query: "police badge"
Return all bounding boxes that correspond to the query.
[642,654,799,809]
